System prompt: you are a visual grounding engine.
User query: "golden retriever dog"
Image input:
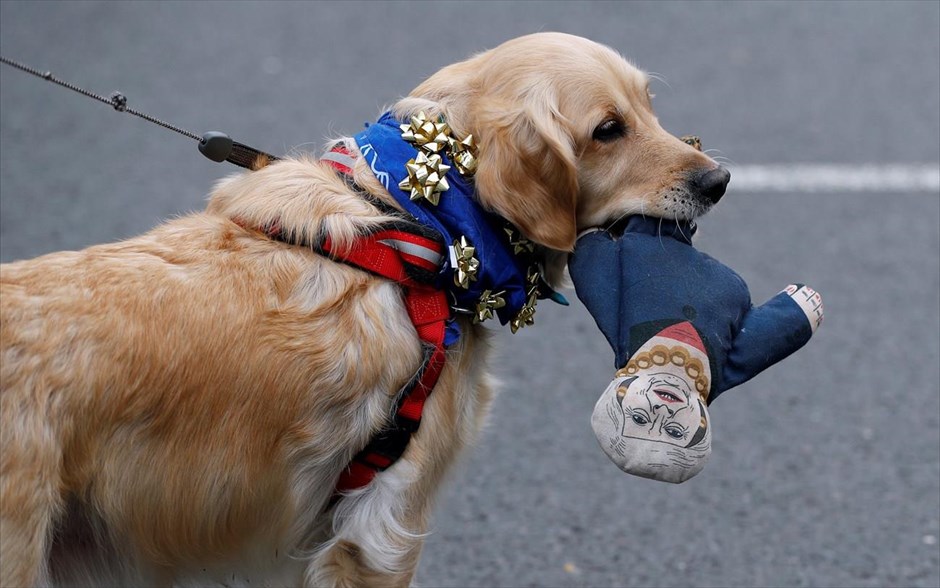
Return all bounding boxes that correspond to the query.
[0,32,728,587]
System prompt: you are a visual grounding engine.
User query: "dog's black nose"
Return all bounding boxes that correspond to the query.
[691,166,731,204]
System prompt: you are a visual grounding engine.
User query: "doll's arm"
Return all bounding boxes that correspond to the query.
[720,284,823,394]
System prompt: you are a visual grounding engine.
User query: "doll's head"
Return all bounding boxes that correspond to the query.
[591,322,712,483]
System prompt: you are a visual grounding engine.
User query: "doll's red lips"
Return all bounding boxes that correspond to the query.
[654,389,682,403]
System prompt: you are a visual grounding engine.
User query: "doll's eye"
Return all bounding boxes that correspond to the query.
[631,412,649,426]
[664,425,686,439]
[654,389,681,403]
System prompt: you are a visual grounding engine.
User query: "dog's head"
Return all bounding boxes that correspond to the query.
[393,32,728,254]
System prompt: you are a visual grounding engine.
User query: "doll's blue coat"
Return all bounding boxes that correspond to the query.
[568,216,814,404]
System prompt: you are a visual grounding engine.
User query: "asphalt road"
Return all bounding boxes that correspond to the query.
[2,2,938,587]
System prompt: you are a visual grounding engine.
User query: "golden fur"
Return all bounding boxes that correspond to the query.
[0,33,720,587]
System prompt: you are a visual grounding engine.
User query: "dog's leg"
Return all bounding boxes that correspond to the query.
[305,460,426,588]
[0,412,64,587]
[307,346,495,588]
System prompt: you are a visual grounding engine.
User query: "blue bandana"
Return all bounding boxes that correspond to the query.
[354,113,564,345]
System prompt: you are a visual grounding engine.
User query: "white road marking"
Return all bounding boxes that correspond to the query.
[727,164,940,192]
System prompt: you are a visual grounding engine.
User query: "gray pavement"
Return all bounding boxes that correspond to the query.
[2,2,938,587]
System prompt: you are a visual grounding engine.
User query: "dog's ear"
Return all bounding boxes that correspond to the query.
[472,91,579,252]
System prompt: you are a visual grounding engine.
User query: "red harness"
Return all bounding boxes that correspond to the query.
[324,229,450,494]
[246,147,453,497]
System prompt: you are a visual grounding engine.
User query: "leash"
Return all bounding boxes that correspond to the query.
[0,55,278,170]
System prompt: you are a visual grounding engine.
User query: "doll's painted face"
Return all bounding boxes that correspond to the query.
[617,371,704,447]
[591,371,712,483]
[590,322,714,483]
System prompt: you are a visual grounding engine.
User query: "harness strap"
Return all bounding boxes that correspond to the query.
[237,145,453,500]
[334,296,447,492]
[320,145,356,175]
[272,145,454,498]
[322,235,450,494]
[320,230,443,284]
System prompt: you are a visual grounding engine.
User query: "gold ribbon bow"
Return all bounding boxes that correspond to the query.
[399,151,451,206]
[452,236,480,288]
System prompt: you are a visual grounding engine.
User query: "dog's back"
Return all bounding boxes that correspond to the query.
[0,160,442,586]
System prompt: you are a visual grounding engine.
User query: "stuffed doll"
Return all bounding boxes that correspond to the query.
[568,216,823,483]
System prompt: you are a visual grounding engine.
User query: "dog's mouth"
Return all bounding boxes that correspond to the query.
[604,214,654,239]
[575,212,699,250]
[580,165,729,240]
[594,210,700,240]
[588,180,723,239]
[601,215,634,239]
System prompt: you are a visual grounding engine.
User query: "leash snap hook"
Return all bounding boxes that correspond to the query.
[198,131,234,163]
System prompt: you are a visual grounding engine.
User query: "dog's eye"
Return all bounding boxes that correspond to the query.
[592,119,626,142]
